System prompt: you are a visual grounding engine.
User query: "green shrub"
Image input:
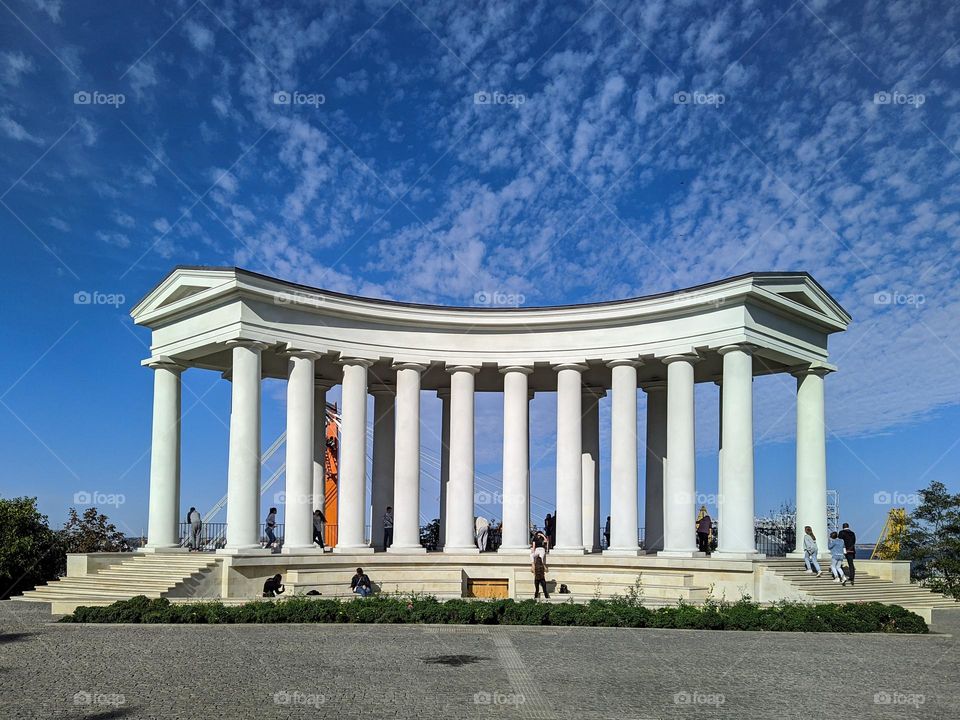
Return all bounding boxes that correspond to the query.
[57,595,929,634]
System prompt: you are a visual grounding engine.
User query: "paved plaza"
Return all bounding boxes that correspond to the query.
[1,601,957,720]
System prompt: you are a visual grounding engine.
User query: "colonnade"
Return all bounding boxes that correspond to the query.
[143,344,831,559]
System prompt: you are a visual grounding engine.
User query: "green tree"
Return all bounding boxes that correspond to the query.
[0,497,63,599]
[901,481,960,600]
[61,507,127,553]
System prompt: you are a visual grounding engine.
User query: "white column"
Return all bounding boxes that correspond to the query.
[499,366,532,553]
[606,360,642,555]
[222,340,268,553]
[581,386,604,552]
[553,363,587,554]
[334,358,375,553]
[792,366,831,558]
[444,365,480,553]
[282,351,320,553]
[311,381,331,515]
[144,358,184,551]
[660,354,704,557]
[642,380,667,552]
[714,345,760,558]
[438,388,450,549]
[389,363,427,553]
[370,385,395,551]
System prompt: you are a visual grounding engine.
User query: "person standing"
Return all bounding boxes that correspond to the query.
[382,506,394,549]
[530,530,548,572]
[838,522,857,586]
[544,513,555,549]
[475,515,489,552]
[828,532,848,585]
[264,507,278,549]
[313,509,326,549]
[533,554,549,599]
[802,526,822,576]
[603,515,611,550]
[187,506,202,551]
[696,511,713,554]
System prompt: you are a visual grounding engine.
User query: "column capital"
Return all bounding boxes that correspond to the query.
[283,346,323,361]
[718,343,757,356]
[606,358,642,369]
[446,364,480,375]
[640,379,667,393]
[662,353,701,366]
[145,356,185,372]
[789,363,834,379]
[552,362,588,373]
[393,362,428,373]
[225,338,270,351]
[338,356,376,368]
[499,365,534,375]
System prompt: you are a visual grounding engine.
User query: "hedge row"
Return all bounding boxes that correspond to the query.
[59,595,928,633]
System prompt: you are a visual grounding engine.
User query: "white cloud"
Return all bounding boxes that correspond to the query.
[112,210,135,228]
[183,18,215,52]
[0,51,34,86]
[0,114,43,144]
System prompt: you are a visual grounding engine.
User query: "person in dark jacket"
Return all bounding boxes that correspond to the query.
[838,523,857,585]
[351,567,372,597]
[544,513,555,549]
[262,574,284,597]
[312,509,326,548]
[533,555,549,599]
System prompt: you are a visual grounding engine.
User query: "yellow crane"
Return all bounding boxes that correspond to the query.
[871,507,909,560]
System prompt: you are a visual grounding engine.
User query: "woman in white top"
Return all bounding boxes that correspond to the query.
[802,526,822,576]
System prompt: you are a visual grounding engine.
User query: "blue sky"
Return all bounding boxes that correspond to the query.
[2,0,959,544]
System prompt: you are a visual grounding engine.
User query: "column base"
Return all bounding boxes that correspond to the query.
[443,546,480,554]
[656,550,706,558]
[497,547,533,555]
[603,548,645,557]
[387,545,427,554]
[712,551,764,560]
[217,547,274,556]
[138,546,189,554]
[550,547,587,555]
[280,546,328,555]
[333,545,375,554]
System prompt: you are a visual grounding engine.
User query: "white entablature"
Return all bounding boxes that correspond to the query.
[132,266,850,388]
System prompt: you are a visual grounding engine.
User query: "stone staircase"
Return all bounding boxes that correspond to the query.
[13,554,222,614]
[760,558,958,622]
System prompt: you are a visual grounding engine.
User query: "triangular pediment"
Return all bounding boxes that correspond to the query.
[130,266,238,323]
[755,274,851,328]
